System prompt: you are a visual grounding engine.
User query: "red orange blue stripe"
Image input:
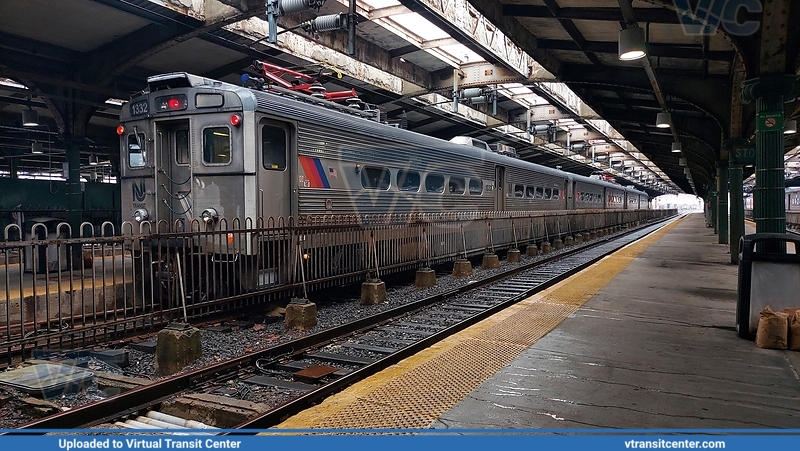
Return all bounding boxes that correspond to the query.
[299,156,330,188]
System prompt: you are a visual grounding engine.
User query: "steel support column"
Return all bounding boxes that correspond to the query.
[710,191,718,232]
[729,162,744,264]
[742,75,799,252]
[65,137,82,267]
[717,161,729,245]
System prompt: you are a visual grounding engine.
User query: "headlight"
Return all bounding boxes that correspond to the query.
[133,208,149,223]
[201,208,219,224]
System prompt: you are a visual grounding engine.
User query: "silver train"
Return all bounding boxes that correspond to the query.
[119,72,648,227]
[743,187,800,212]
[117,72,649,298]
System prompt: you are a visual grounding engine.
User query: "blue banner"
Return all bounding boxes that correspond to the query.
[0,431,797,451]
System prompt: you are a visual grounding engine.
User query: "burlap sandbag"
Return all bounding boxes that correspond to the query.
[756,306,789,350]
[789,312,800,352]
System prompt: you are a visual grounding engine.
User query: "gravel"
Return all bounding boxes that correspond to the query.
[0,230,628,428]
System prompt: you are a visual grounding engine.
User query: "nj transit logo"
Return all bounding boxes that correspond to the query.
[673,0,762,36]
[132,180,146,202]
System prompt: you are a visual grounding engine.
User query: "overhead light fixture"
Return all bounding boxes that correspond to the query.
[31,141,43,154]
[785,119,797,135]
[679,157,687,166]
[618,27,647,61]
[22,106,39,127]
[89,155,98,166]
[671,141,682,153]
[656,112,671,128]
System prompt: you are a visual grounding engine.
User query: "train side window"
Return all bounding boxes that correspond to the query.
[514,184,524,198]
[128,133,146,168]
[553,188,560,199]
[526,186,535,198]
[469,179,483,195]
[449,177,465,195]
[535,187,544,199]
[398,170,420,192]
[544,188,552,200]
[361,167,390,190]
[202,126,231,165]
[425,174,444,193]
[262,125,287,170]
[175,129,189,165]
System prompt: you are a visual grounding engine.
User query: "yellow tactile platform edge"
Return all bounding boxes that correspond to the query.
[273,217,685,430]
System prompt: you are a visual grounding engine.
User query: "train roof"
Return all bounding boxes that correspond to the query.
[143,73,648,196]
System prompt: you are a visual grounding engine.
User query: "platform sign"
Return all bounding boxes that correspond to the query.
[757,111,783,132]
[731,146,756,166]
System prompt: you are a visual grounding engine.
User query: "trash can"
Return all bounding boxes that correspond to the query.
[23,217,70,273]
[736,233,800,338]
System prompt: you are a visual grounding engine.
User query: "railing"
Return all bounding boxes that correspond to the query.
[0,209,675,360]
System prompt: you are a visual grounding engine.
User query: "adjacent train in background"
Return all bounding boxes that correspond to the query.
[744,187,800,212]
[116,69,651,299]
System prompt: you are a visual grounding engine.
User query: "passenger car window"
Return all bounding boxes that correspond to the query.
[203,127,231,165]
[535,187,544,199]
[262,125,287,170]
[361,167,390,190]
[128,133,146,168]
[449,177,465,195]
[544,188,552,200]
[526,186,535,198]
[469,179,483,195]
[553,189,560,199]
[514,184,524,198]
[398,170,421,192]
[425,174,445,193]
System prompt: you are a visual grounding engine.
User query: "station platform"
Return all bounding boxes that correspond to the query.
[275,213,800,430]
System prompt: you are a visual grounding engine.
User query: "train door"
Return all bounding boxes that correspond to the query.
[564,180,572,210]
[258,119,293,219]
[495,165,506,210]
[154,119,192,225]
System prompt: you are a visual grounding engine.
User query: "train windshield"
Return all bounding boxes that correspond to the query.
[128,132,146,168]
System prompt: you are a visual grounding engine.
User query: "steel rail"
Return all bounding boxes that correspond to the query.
[13,215,678,431]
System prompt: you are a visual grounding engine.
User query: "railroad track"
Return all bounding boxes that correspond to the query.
[14,215,679,432]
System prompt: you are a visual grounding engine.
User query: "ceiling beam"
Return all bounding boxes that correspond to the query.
[541,0,604,69]
[502,5,678,23]
[535,40,736,61]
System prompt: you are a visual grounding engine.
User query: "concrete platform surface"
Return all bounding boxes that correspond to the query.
[435,214,800,429]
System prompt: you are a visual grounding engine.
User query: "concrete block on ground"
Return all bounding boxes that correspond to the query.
[525,244,538,257]
[589,231,598,240]
[129,341,157,354]
[94,371,150,396]
[90,349,129,367]
[19,397,60,418]
[159,393,271,428]
[452,259,473,278]
[553,238,564,250]
[154,323,202,376]
[482,254,500,269]
[284,298,318,330]
[506,249,521,263]
[563,236,574,247]
[574,233,583,244]
[361,280,386,305]
[540,241,552,254]
[414,269,436,288]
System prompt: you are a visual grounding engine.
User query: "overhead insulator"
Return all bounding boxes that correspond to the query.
[304,13,348,32]
[278,0,323,15]
[470,96,487,105]
[461,88,482,99]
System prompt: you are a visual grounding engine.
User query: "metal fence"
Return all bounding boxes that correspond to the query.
[1,209,675,360]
